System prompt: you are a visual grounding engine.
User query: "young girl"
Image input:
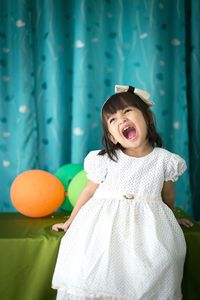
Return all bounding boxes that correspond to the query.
[52,85,193,300]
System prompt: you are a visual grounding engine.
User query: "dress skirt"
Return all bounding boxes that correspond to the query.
[52,193,186,300]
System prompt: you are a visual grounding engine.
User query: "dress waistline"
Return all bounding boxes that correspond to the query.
[94,189,162,202]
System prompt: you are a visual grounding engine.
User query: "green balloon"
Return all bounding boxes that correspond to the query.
[68,170,88,207]
[54,164,83,211]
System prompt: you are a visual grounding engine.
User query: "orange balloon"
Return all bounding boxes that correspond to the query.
[10,170,65,218]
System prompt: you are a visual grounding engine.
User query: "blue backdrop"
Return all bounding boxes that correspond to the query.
[0,0,199,218]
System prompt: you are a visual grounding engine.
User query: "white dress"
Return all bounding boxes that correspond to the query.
[52,147,186,300]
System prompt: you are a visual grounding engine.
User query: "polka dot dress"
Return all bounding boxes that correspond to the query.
[52,147,186,300]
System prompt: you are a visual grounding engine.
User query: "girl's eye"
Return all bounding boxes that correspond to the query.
[109,117,115,124]
[124,108,132,113]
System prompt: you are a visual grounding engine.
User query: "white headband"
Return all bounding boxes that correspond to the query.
[115,85,154,106]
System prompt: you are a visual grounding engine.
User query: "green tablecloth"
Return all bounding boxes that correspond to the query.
[0,209,199,300]
[0,213,66,300]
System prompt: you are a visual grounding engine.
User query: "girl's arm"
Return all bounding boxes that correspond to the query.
[161,181,193,228]
[52,180,99,232]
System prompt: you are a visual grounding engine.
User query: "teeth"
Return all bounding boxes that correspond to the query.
[123,126,130,132]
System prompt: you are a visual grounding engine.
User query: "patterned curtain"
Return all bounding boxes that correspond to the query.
[0,0,199,218]
[186,0,200,220]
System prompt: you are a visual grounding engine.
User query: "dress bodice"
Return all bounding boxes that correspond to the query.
[84,147,186,199]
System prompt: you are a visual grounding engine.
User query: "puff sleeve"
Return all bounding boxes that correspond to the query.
[84,150,107,184]
[164,153,187,182]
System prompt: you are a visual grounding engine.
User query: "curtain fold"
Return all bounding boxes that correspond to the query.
[0,0,199,218]
[186,0,200,220]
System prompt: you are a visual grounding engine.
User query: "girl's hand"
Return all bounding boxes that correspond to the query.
[52,219,72,232]
[177,218,193,228]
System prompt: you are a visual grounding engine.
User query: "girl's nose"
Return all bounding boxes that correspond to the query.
[118,116,127,125]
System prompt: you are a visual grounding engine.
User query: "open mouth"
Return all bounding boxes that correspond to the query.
[122,126,137,140]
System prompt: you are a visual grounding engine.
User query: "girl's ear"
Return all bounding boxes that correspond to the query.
[109,134,117,144]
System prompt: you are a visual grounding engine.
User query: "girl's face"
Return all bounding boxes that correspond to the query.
[106,106,150,154]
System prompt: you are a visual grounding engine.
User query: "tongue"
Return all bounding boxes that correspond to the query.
[124,128,136,140]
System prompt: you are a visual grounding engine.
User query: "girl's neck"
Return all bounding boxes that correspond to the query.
[122,143,153,158]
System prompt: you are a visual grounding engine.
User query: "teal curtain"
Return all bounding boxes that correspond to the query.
[186,0,200,220]
[0,0,199,218]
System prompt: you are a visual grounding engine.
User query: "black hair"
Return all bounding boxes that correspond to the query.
[98,91,163,161]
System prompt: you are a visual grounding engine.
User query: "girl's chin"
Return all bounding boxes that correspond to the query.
[120,138,139,148]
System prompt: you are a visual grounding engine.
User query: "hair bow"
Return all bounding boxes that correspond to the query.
[115,85,154,107]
